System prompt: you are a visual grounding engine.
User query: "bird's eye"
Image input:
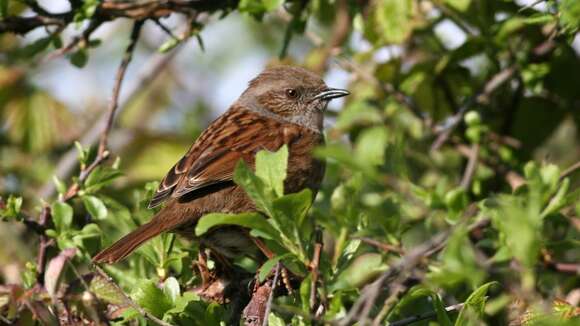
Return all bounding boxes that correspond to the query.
[286,88,298,98]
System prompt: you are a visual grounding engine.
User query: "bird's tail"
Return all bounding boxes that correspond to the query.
[92,219,170,264]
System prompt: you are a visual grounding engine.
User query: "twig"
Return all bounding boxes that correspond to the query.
[0,314,13,324]
[262,263,281,326]
[39,30,185,200]
[35,206,53,286]
[431,67,517,151]
[354,237,405,255]
[560,161,580,181]
[460,143,480,189]
[0,0,232,35]
[58,20,143,201]
[389,302,465,326]
[93,266,175,326]
[309,229,323,313]
[338,232,449,326]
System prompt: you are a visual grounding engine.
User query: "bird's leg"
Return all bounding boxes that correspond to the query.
[251,237,294,294]
[196,250,212,289]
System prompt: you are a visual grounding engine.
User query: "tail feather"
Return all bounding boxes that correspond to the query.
[93,220,168,264]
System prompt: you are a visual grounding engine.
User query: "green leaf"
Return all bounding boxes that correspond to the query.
[541,178,570,217]
[432,294,453,326]
[262,0,283,11]
[82,195,108,220]
[52,176,67,195]
[158,38,180,53]
[331,253,387,291]
[51,202,73,231]
[0,195,23,221]
[90,274,127,305]
[16,37,52,59]
[258,254,290,282]
[560,0,580,31]
[364,0,414,45]
[84,166,123,193]
[69,49,89,68]
[444,0,471,11]
[255,145,288,197]
[272,189,312,230]
[163,277,181,303]
[195,212,277,238]
[0,0,7,18]
[131,280,172,318]
[268,313,286,326]
[355,126,389,166]
[234,160,274,215]
[455,282,497,326]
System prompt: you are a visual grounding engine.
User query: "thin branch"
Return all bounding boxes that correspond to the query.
[40,19,103,64]
[560,161,580,181]
[309,229,323,313]
[460,143,480,189]
[35,206,52,287]
[60,20,143,201]
[93,266,175,326]
[39,49,182,199]
[431,67,517,151]
[389,302,465,326]
[99,20,143,157]
[338,231,449,326]
[354,237,405,255]
[262,263,281,326]
[0,0,232,35]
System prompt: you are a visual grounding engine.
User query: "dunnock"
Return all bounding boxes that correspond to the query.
[93,65,349,265]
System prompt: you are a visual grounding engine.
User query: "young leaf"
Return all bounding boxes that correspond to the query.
[431,294,453,326]
[163,277,181,303]
[0,195,23,221]
[51,201,73,231]
[233,160,274,215]
[131,280,172,318]
[255,145,288,197]
[82,195,108,220]
[455,282,497,326]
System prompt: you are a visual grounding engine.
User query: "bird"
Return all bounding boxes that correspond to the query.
[92,65,349,269]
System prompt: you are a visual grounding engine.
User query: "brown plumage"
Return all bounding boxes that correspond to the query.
[93,65,349,264]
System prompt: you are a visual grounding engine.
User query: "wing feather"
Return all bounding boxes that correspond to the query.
[148,107,290,208]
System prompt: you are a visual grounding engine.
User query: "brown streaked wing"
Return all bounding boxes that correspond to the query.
[148,107,287,208]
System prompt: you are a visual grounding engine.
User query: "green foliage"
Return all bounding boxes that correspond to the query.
[1,0,579,325]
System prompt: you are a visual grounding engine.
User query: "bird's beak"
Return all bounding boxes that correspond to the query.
[313,88,350,101]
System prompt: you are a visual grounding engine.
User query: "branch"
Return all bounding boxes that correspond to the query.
[61,20,144,201]
[431,67,517,151]
[93,266,175,326]
[263,263,281,326]
[388,302,466,326]
[560,161,580,181]
[35,206,53,287]
[337,231,449,326]
[460,143,480,189]
[0,0,235,35]
[309,229,323,313]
